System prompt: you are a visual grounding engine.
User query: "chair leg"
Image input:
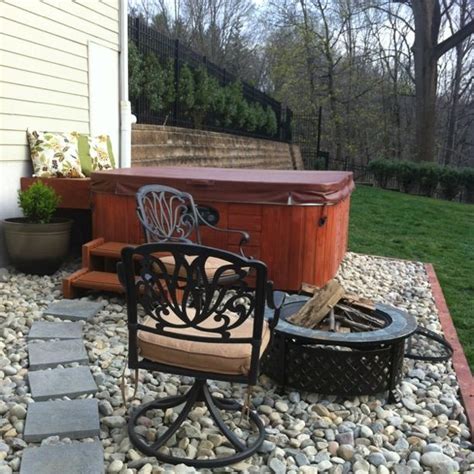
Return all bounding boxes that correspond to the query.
[128,379,266,468]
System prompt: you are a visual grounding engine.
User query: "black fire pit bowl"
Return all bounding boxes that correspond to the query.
[262,300,417,401]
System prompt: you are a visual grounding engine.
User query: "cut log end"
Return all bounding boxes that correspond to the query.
[288,280,345,329]
[288,279,380,333]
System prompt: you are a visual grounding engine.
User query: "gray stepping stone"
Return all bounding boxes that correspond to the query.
[24,398,100,442]
[28,321,83,340]
[44,300,104,322]
[28,366,98,401]
[20,441,104,474]
[28,339,88,370]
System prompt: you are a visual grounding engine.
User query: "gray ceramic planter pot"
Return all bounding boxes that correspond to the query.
[2,218,72,275]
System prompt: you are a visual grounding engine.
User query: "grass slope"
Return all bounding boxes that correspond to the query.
[349,185,474,370]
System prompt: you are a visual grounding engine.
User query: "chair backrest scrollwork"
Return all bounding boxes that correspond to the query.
[136,185,201,244]
[121,243,268,351]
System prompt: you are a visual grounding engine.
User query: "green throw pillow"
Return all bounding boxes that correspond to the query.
[78,134,116,177]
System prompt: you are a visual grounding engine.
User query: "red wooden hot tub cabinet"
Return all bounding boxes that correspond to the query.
[62,167,354,297]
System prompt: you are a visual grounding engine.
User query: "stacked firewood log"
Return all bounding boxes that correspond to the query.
[288,280,384,332]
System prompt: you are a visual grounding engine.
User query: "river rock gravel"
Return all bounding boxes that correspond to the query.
[0,253,473,473]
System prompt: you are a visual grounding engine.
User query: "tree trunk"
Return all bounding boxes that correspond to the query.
[444,0,468,166]
[299,0,319,116]
[443,42,463,165]
[328,66,343,163]
[402,0,474,162]
[411,0,441,162]
[318,0,342,163]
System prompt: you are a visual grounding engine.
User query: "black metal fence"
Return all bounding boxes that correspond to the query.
[292,110,331,169]
[129,16,292,142]
[292,112,372,181]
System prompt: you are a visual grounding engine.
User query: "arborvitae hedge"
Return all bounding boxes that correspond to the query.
[265,106,278,136]
[192,66,215,128]
[161,59,176,117]
[128,45,278,137]
[367,159,473,201]
[143,53,164,112]
[128,41,143,102]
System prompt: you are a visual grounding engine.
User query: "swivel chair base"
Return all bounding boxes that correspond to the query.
[128,379,266,468]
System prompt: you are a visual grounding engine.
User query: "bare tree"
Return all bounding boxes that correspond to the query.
[129,0,474,167]
[442,0,473,165]
[394,0,474,162]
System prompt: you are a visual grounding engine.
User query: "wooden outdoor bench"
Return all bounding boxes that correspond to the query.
[20,177,92,210]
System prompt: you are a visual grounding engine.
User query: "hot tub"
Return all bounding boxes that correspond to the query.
[90,167,354,291]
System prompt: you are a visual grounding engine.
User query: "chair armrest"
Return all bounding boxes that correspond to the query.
[266,281,286,330]
[197,212,250,257]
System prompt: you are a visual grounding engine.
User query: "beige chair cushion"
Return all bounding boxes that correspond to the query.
[137,308,270,376]
[158,254,243,279]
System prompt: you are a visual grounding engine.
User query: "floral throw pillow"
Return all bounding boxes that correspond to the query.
[27,130,85,178]
[84,134,115,175]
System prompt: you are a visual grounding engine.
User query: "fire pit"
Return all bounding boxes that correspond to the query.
[262,299,418,401]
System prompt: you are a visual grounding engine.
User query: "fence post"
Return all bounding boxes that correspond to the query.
[130,16,136,44]
[173,39,179,124]
[134,17,142,122]
[285,107,293,142]
[316,106,322,158]
[277,105,284,141]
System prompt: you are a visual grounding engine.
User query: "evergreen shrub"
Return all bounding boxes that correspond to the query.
[265,107,278,136]
[438,167,462,201]
[395,161,420,193]
[143,53,164,112]
[192,67,214,128]
[368,159,474,201]
[18,181,61,224]
[161,59,176,116]
[367,159,397,188]
[128,42,280,137]
[460,168,474,203]
[128,41,143,102]
[177,64,195,115]
[418,163,441,197]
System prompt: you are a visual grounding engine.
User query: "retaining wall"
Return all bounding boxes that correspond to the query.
[132,125,303,170]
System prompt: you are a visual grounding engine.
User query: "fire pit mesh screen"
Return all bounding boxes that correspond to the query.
[261,299,417,400]
[263,337,405,397]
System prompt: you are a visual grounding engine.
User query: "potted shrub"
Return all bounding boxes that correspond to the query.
[2,181,72,275]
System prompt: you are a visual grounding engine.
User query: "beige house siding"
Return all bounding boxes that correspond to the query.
[0,0,121,265]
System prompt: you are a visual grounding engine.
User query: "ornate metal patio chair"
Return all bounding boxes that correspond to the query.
[119,242,284,468]
[137,182,249,243]
[136,184,251,284]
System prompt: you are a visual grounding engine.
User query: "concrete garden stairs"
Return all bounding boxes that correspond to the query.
[20,300,104,474]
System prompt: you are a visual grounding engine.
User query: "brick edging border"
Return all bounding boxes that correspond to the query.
[425,263,474,442]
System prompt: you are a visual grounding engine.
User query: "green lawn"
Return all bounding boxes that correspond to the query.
[348,185,474,370]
